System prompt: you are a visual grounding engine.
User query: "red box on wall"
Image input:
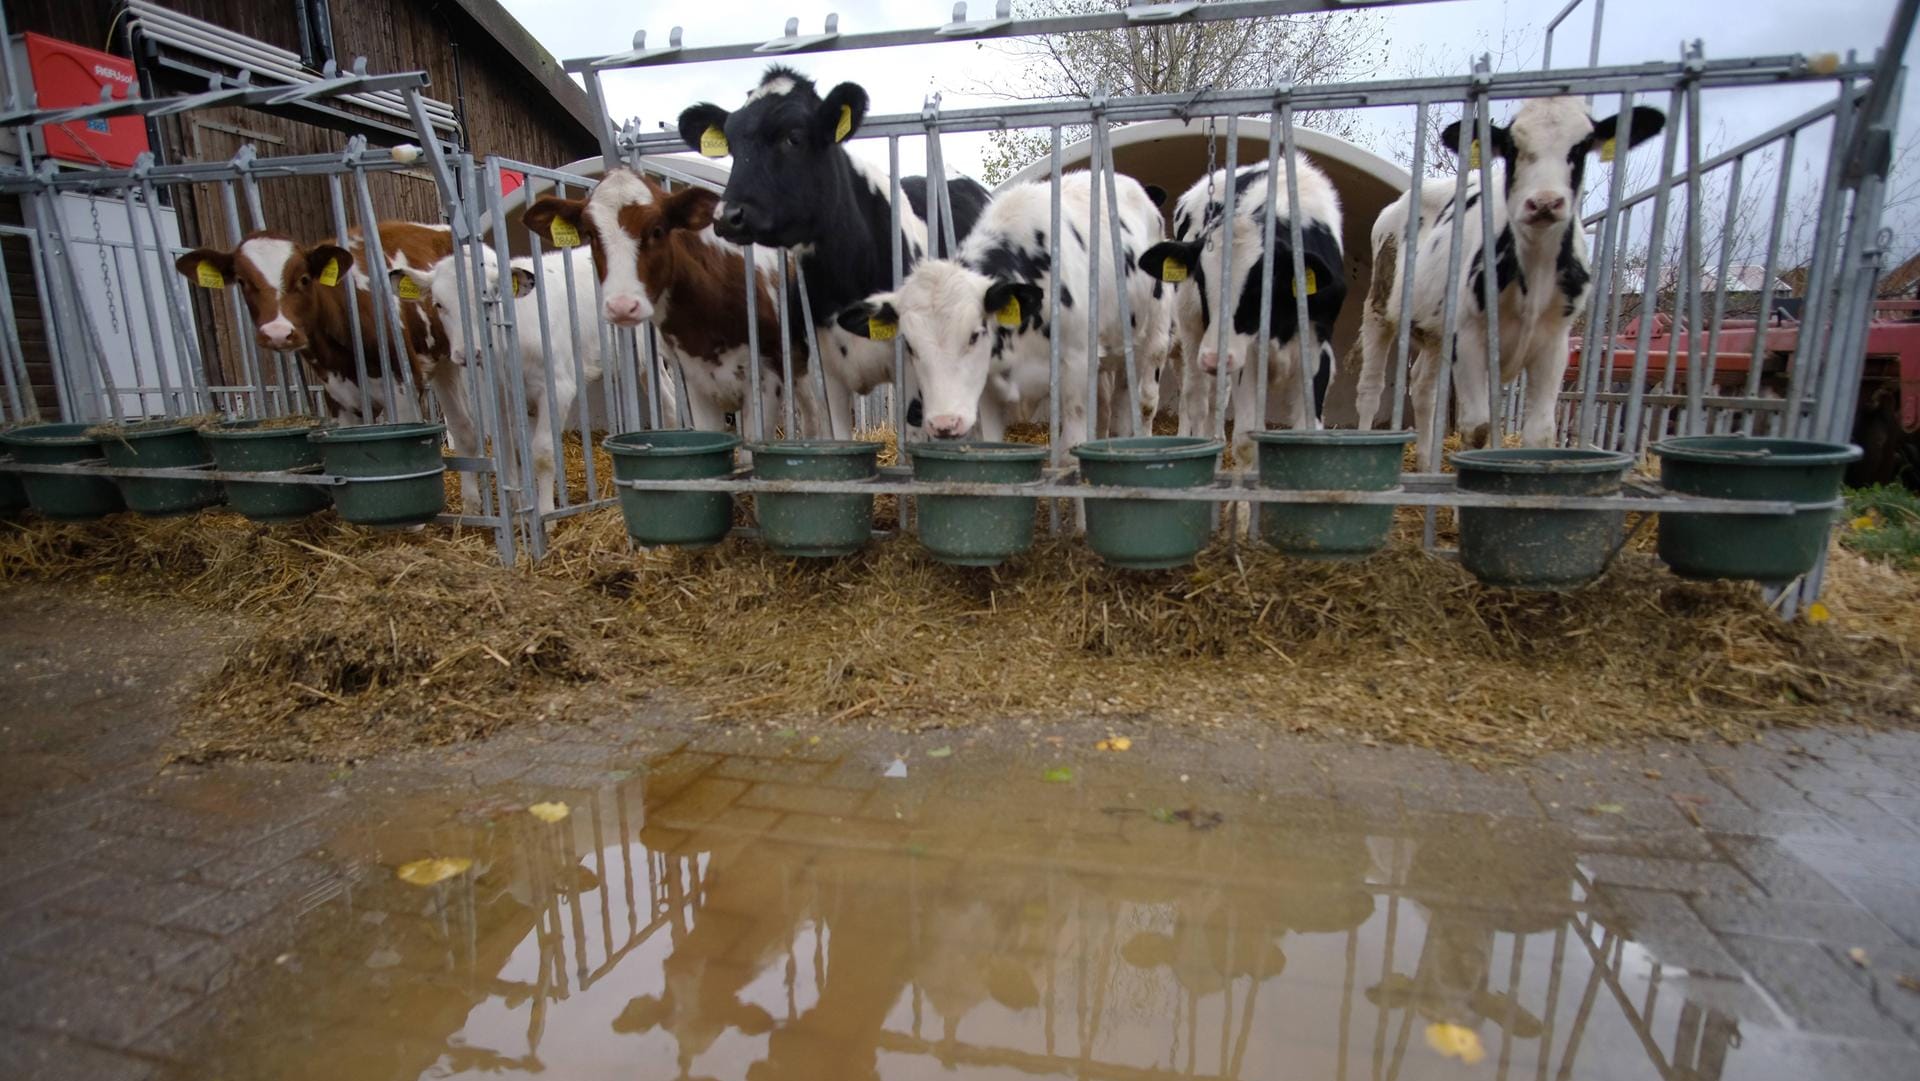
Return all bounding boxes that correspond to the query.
[19,32,149,168]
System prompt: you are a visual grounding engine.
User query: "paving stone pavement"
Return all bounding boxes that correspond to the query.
[3,582,1920,1079]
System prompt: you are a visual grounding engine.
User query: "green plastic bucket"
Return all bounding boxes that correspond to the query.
[0,456,25,517]
[309,422,446,528]
[1253,429,1414,560]
[1072,436,1223,570]
[909,442,1048,566]
[1452,448,1634,591]
[98,423,223,516]
[605,429,740,547]
[749,440,879,557]
[1652,436,1860,583]
[0,423,124,520]
[203,421,330,523]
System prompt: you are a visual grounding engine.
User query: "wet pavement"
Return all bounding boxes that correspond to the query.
[4,583,1920,1080]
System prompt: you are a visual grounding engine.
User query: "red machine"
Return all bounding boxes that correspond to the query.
[16,32,150,168]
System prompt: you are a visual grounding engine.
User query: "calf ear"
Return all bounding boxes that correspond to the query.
[1293,249,1343,305]
[982,281,1045,330]
[1143,184,1169,208]
[1592,106,1666,150]
[1138,241,1199,283]
[175,248,234,285]
[834,297,897,340]
[305,245,352,286]
[389,267,432,300]
[677,103,731,156]
[663,188,720,232]
[524,196,588,246]
[508,267,537,299]
[819,82,868,144]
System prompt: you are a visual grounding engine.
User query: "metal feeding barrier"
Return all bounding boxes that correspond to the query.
[0,0,1912,610]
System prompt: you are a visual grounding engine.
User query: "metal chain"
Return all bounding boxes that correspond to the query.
[88,195,121,336]
[1203,117,1220,247]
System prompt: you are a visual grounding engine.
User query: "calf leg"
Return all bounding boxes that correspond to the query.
[1521,330,1572,448]
[1451,323,1493,450]
[1411,349,1442,472]
[1354,306,1396,431]
[527,385,557,519]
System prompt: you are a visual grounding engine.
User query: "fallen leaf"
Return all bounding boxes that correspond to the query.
[1851,514,1877,530]
[1806,602,1832,625]
[1590,803,1626,815]
[1643,769,1663,780]
[396,856,473,886]
[1096,736,1133,752]
[1848,947,1870,968]
[1150,807,1176,824]
[808,735,822,745]
[1043,766,1074,784]
[926,746,953,758]
[1895,974,1920,993]
[1424,1022,1486,1065]
[528,801,570,823]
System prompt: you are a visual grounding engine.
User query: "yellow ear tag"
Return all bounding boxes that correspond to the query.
[1599,137,1617,163]
[834,103,853,143]
[1303,268,1318,295]
[196,262,225,289]
[866,317,897,341]
[317,259,340,287]
[1468,140,1481,170]
[700,126,729,158]
[996,295,1022,327]
[549,218,580,248]
[1160,258,1188,283]
[394,275,422,300]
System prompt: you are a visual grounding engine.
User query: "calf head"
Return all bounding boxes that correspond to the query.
[835,261,1042,439]
[390,251,533,367]
[1138,227,1341,379]
[1442,98,1665,233]
[524,169,719,328]
[174,234,353,352]
[676,65,869,248]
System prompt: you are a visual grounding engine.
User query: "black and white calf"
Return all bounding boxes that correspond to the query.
[832,172,1170,448]
[1138,159,1346,466]
[677,66,990,438]
[1352,97,1665,469]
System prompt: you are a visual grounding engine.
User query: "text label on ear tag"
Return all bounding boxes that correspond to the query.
[699,126,729,158]
[1303,268,1318,295]
[196,262,225,289]
[1160,258,1188,283]
[835,104,853,143]
[867,317,897,341]
[1599,137,1617,163]
[996,296,1022,327]
[317,259,340,287]
[394,276,422,300]
[1468,140,1481,170]
[549,219,580,248]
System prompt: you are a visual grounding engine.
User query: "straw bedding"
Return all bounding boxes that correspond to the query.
[1,496,1914,764]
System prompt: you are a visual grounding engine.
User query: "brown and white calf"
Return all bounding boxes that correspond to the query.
[175,226,480,503]
[522,168,819,436]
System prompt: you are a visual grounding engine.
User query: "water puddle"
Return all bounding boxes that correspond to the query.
[171,744,1778,1079]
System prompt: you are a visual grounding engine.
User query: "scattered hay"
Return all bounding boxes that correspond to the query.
[1,504,1914,765]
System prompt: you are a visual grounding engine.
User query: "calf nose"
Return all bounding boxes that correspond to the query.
[716,201,747,234]
[927,413,967,438]
[1524,193,1568,220]
[1198,351,1235,375]
[260,319,295,347]
[604,295,647,325]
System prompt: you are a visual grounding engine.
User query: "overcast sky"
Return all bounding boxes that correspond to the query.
[497,0,1917,256]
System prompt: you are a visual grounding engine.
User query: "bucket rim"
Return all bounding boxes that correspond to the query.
[746,439,883,456]
[909,440,1051,463]
[1449,447,1635,474]
[308,422,447,444]
[1651,436,1863,467]
[1071,436,1223,462]
[0,422,103,447]
[204,420,321,440]
[605,429,743,456]
[1251,429,1417,447]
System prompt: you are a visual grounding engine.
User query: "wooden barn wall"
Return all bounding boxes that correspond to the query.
[6,0,598,407]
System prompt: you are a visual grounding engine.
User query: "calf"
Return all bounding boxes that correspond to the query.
[833,172,1169,449]
[394,246,603,517]
[1138,159,1346,466]
[522,168,818,437]
[677,66,991,438]
[1352,98,1665,469]
[175,233,414,420]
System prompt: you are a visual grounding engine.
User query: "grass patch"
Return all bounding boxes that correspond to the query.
[1842,486,1920,571]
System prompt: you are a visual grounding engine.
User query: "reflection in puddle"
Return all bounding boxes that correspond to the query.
[174,749,1767,1080]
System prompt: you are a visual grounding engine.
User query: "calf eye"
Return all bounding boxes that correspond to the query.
[783,129,805,149]
[967,330,981,346]
[649,226,665,243]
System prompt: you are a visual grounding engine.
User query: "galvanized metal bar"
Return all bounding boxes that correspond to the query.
[1698,154,1744,410]
[1389,100,1428,431]
[324,172,376,425]
[17,227,68,420]
[791,261,831,438]
[484,156,543,558]
[1743,132,1797,432]
[115,186,180,416]
[890,133,908,529]
[1680,53,1708,436]
[1086,107,1107,448]
[1782,80,1857,437]
[216,180,272,416]
[1212,115,1241,443]
[1095,120,1142,437]
[1253,105,1285,441]
[1046,126,1064,534]
[743,248,764,442]
[774,255,797,436]
[924,102,960,260]
[1471,70,1504,448]
[1577,91,1636,446]
[1279,98,1318,428]
[1421,91,1479,548]
[349,160,420,417]
[1618,85,1686,456]
[639,322,665,430]
[139,182,213,415]
[525,234,570,508]
[1,460,340,484]
[554,218,601,501]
